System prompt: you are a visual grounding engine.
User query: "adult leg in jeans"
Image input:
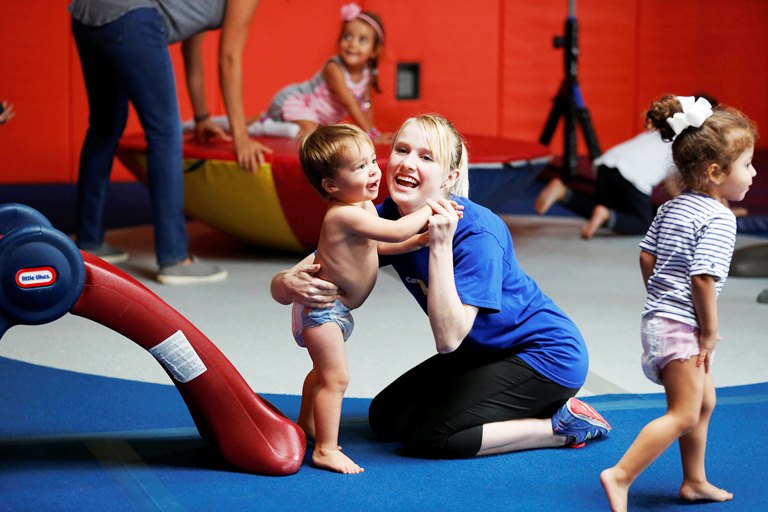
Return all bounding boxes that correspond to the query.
[73,8,188,267]
[72,19,131,251]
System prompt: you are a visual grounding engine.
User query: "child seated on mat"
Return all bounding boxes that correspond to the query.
[186,3,386,142]
[284,124,458,473]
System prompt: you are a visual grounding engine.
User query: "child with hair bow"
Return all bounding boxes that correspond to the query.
[600,94,759,511]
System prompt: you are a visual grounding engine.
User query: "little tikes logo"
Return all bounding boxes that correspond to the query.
[15,266,57,288]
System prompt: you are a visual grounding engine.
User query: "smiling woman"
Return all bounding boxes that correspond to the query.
[273,114,611,461]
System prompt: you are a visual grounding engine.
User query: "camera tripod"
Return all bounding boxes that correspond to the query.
[539,0,601,180]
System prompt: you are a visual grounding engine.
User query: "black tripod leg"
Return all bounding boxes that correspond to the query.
[563,90,579,179]
[576,106,602,160]
[539,84,567,145]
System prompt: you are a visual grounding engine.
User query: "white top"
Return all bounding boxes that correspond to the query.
[639,192,737,327]
[594,130,675,195]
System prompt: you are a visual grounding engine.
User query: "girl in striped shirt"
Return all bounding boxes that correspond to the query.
[601,95,758,512]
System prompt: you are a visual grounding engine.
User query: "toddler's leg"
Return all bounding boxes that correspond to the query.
[600,358,706,512]
[303,323,363,474]
[678,374,733,503]
[297,369,318,440]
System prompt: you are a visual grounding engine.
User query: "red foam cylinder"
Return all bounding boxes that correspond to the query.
[70,253,306,475]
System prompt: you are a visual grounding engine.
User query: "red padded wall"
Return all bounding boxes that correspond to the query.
[0,0,765,184]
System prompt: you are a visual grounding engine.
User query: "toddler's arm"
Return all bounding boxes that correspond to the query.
[376,201,463,255]
[378,233,429,256]
[333,203,432,244]
[691,274,718,373]
[639,250,656,291]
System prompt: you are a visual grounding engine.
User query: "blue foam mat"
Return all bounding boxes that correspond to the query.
[1,357,766,511]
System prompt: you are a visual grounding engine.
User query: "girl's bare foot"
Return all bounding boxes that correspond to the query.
[600,467,629,512]
[312,446,364,474]
[679,481,733,503]
[581,205,611,239]
[534,178,568,214]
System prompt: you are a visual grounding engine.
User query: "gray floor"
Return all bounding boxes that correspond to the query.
[1,216,766,399]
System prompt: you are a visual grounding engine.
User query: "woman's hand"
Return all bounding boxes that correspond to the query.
[426,198,460,249]
[271,260,342,307]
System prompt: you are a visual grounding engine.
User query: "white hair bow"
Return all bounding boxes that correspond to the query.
[666,96,714,136]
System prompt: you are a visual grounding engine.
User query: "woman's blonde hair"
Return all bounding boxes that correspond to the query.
[392,114,469,198]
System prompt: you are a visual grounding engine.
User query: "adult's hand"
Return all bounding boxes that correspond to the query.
[194,118,232,144]
[234,134,272,172]
[271,256,342,307]
[0,101,15,125]
[426,198,460,249]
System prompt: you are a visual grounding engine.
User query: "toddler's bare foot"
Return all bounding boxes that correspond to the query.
[600,467,629,512]
[581,205,611,239]
[534,178,568,214]
[312,446,363,474]
[679,481,733,503]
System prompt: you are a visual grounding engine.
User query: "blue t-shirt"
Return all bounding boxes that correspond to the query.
[378,197,588,389]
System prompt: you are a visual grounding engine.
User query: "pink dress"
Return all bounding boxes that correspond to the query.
[262,55,370,125]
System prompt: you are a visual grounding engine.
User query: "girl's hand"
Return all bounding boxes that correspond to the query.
[697,333,720,373]
[426,198,460,249]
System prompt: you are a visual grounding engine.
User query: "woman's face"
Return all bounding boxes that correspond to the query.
[386,122,449,215]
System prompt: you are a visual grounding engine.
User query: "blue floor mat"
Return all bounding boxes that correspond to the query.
[1,357,766,511]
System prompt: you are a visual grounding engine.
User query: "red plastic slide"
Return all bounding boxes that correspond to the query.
[70,253,306,475]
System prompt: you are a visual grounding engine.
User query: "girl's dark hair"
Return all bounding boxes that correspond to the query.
[645,94,758,193]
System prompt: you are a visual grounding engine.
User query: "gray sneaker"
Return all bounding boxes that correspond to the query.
[157,258,227,285]
[82,243,129,264]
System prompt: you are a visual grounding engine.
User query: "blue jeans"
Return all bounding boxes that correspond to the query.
[72,7,188,267]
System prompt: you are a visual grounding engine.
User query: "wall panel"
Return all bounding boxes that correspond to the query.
[0,0,765,185]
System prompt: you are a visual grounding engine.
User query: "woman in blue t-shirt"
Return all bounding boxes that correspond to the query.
[272,114,611,458]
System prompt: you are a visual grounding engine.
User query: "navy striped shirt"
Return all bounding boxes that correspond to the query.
[640,192,736,326]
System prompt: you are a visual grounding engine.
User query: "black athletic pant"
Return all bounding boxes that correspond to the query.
[368,346,579,458]
[564,165,654,234]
